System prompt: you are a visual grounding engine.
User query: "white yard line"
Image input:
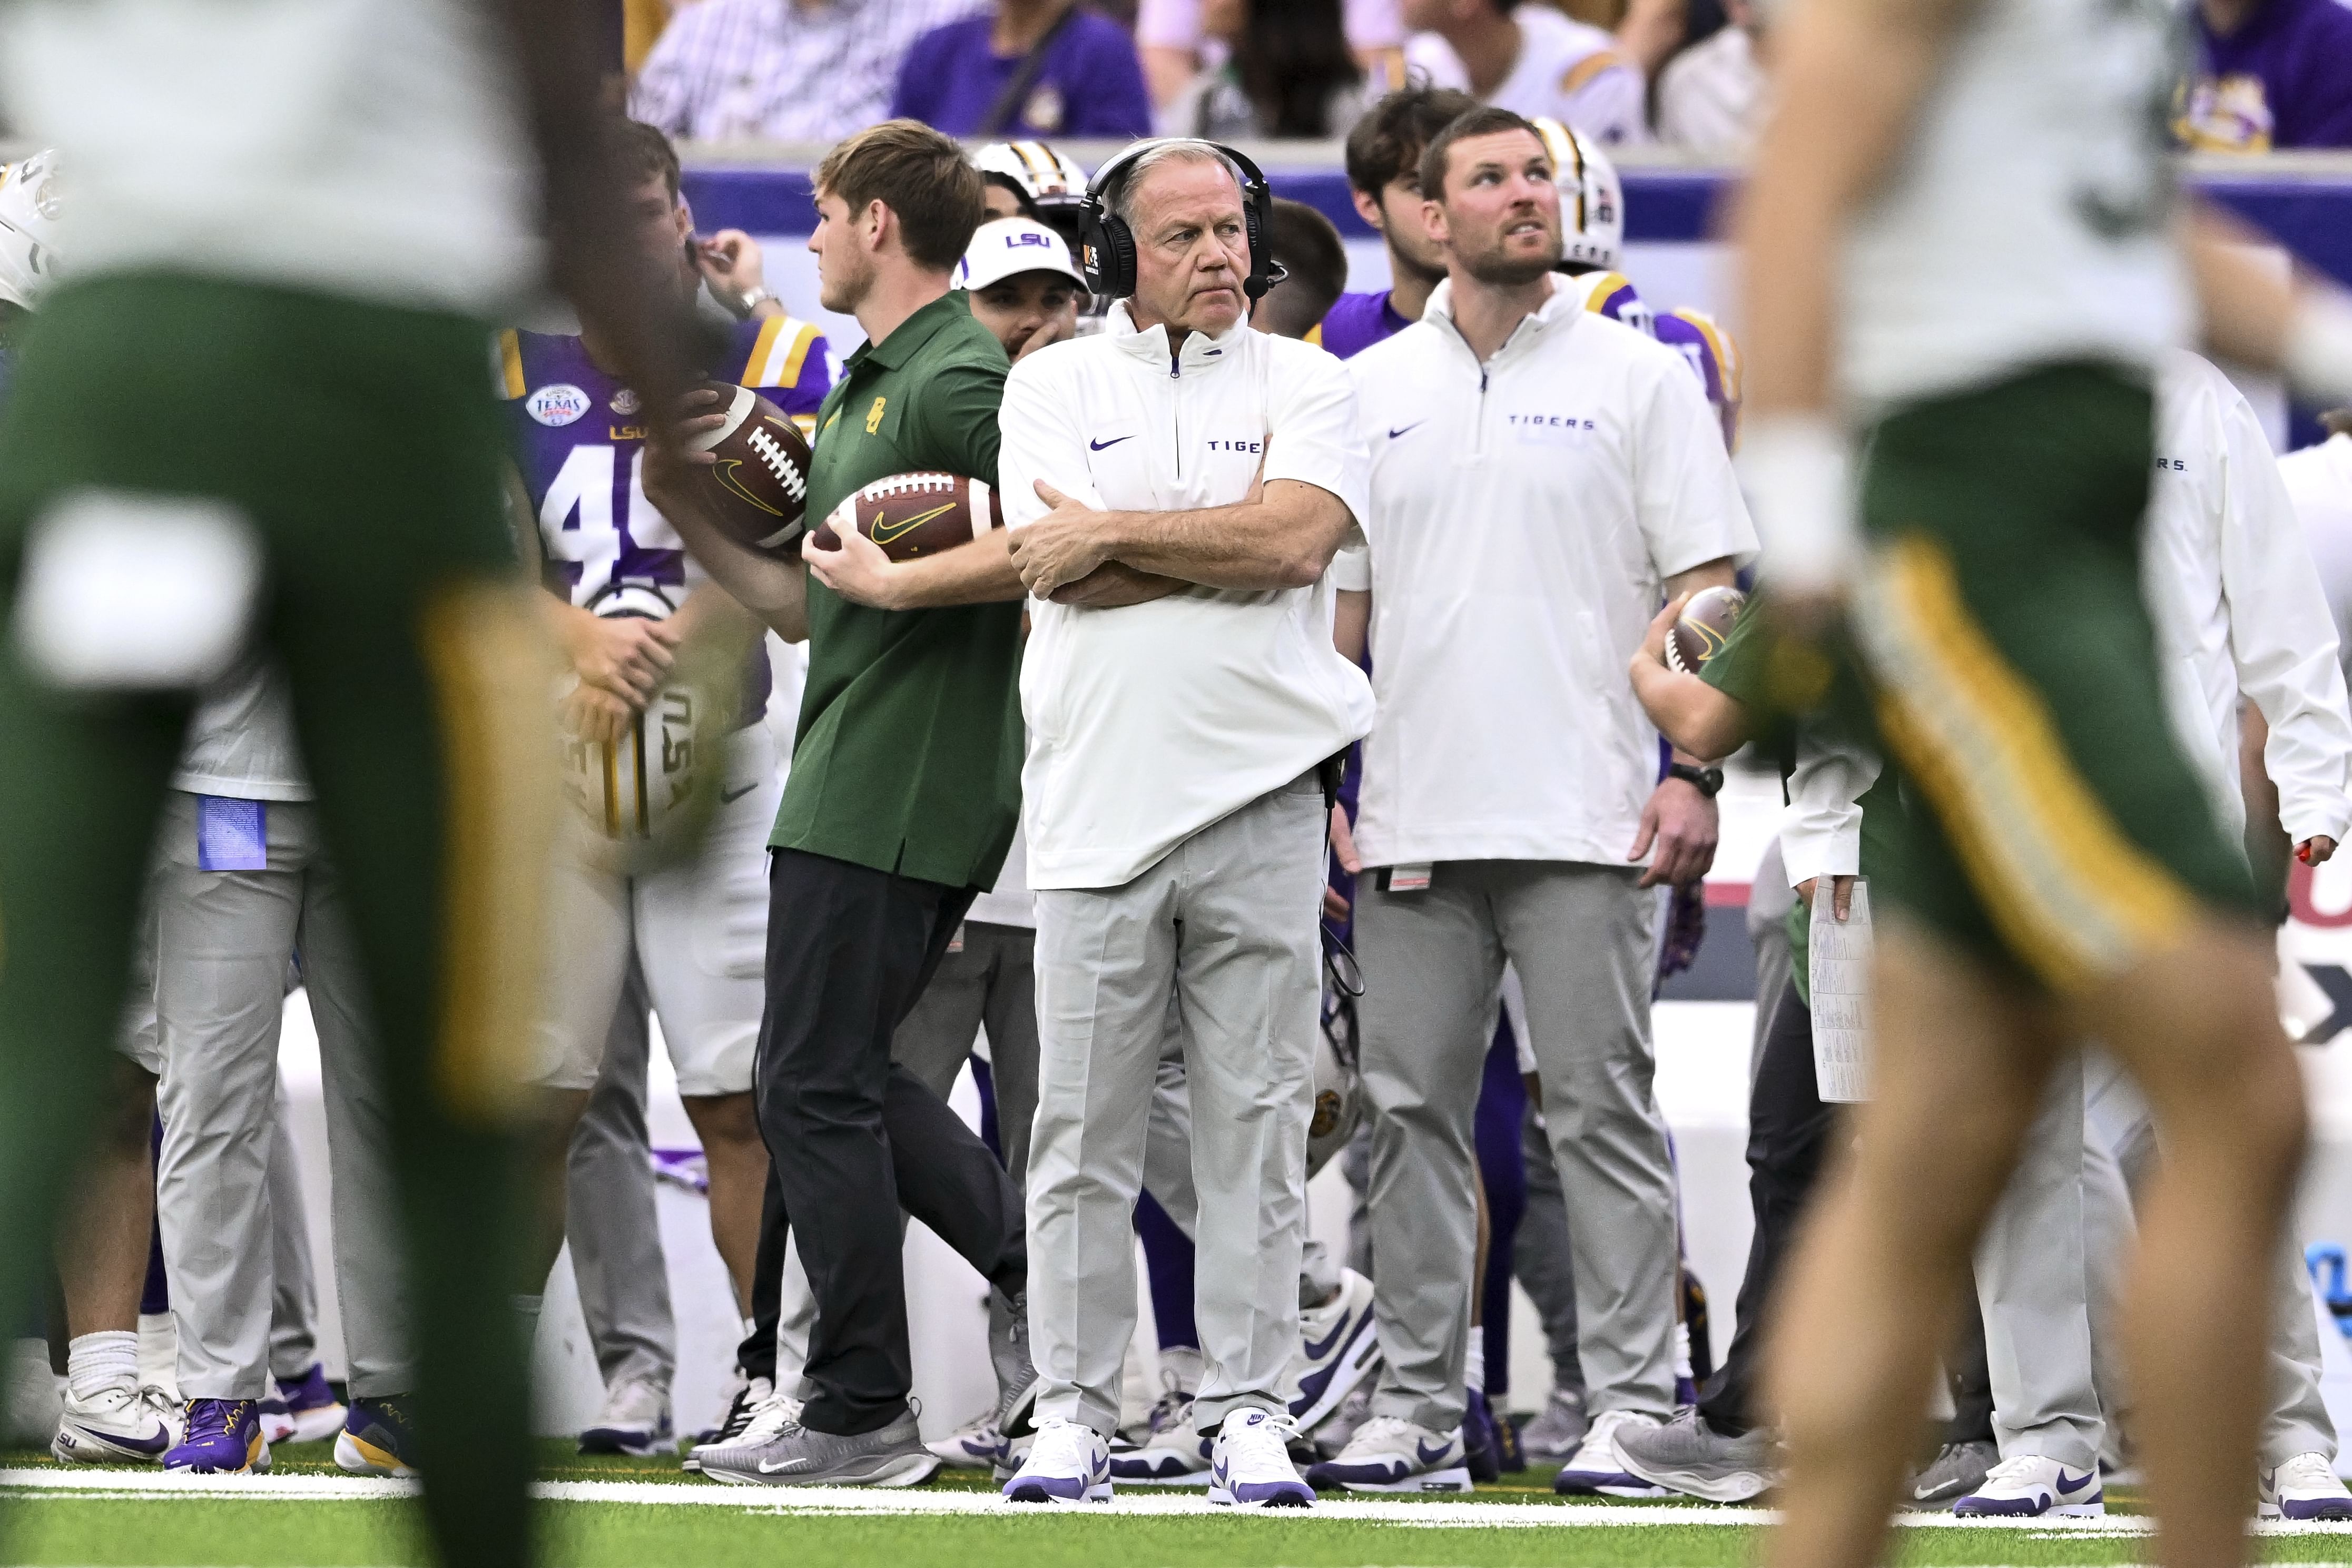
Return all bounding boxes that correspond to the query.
[4,1470,2348,1539]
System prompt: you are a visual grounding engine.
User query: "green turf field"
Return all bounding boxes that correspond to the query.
[6,1441,2350,1567]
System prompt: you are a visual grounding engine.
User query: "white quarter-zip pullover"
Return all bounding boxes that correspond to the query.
[2280,432,2352,687]
[1341,278,1755,870]
[999,302,1374,890]
[2144,350,2352,846]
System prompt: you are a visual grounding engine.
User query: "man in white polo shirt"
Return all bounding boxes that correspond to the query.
[1309,106,1754,1496]
[993,137,1372,1508]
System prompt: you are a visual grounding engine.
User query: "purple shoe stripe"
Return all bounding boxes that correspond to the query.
[2282,1496,2352,1521]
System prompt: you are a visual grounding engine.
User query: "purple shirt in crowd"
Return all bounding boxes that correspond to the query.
[2184,0,2352,151]
[888,10,1152,138]
[1311,289,1415,361]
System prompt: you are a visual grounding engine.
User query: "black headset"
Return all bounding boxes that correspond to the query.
[1077,137,1288,303]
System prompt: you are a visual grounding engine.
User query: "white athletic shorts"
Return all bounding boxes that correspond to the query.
[534,724,778,1097]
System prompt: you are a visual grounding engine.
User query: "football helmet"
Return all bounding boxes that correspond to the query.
[0,149,64,312]
[1531,119,1623,272]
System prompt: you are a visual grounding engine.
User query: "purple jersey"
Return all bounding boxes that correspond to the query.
[1562,269,1741,451]
[2184,0,2352,151]
[499,311,834,724]
[1311,289,1415,360]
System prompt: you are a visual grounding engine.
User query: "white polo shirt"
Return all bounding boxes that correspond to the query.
[998,304,1375,891]
[1341,278,1755,870]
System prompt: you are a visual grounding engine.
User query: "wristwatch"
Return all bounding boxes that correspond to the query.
[1666,762,1724,798]
[729,286,773,320]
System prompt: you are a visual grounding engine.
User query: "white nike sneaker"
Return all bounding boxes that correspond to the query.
[1001,1417,1111,1504]
[51,1381,180,1464]
[926,1411,1006,1470]
[1109,1380,1211,1485]
[1208,1408,1315,1507]
[2260,1451,2352,1521]
[1304,1413,1471,1493]
[1953,1454,2105,1517]
[731,1387,807,1449]
[579,1376,675,1456]
[1290,1269,1381,1432]
[1552,1408,1670,1497]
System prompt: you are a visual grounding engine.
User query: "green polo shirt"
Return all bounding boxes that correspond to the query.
[770,291,1025,890]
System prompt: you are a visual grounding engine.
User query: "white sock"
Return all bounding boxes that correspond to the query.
[66,1331,139,1403]
[513,1294,543,1356]
[1464,1339,1486,1396]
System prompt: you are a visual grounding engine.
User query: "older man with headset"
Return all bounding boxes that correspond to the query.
[993,137,1374,1507]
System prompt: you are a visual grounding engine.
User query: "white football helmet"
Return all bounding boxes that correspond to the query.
[559,583,722,867]
[0,150,64,312]
[973,140,1089,220]
[1531,119,1623,272]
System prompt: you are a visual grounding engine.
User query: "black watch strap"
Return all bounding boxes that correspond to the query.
[1667,762,1724,798]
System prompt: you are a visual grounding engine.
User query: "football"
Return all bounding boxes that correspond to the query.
[556,584,724,869]
[685,383,812,556]
[1664,583,1748,675]
[810,471,1002,561]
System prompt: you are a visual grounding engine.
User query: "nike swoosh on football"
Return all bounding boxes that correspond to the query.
[870,502,957,544]
[757,1456,813,1473]
[1416,1438,1454,1465]
[1387,422,1424,440]
[719,782,760,804]
[2055,1468,2097,1496]
[1089,435,1135,451]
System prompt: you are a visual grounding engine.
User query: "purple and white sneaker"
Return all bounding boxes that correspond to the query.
[1304,1414,1470,1493]
[51,1382,178,1464]
[2259,1452,2352,1521]
[1953,1455,2104,1517]
[164,1398,271,1474]
[1208,1408,1314,1507]
[1001,1417,1111,1504]
[260,1364,346,1445]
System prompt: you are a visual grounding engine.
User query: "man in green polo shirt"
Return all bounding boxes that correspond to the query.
[652,120,1039,1488]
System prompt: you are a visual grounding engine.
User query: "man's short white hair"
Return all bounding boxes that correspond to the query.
[1109,140,1246,226]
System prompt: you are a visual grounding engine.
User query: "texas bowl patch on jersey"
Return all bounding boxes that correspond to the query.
[810,471,1002,561]
[686,383,813,556]
[526,383,592,427]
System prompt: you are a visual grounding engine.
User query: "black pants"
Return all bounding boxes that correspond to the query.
[737,849,1027,1435]
[1699,978,1837,1436]
[1944,1288,1996,1444]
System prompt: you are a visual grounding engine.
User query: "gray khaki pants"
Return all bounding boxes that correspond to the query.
[265,1085,323,1380]
[152,791,410,1399]
[1356,860,1676,1428]
[2084,1052,2335,1467]
[568,966,676,1395]
[1028,775,1325,1436]
[894,920,1042,1190]
[1973,1052,2105,1471]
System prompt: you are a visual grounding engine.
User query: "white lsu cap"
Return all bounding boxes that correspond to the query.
[956,218,1085,294]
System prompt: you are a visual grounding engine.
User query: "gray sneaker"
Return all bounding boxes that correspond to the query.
[1615,1407,1778,1503]
[990,1288,1040,1439]
[697,1408,941,1488]
[1518,1386,1589,1462]
[1906,1439,1997,1507]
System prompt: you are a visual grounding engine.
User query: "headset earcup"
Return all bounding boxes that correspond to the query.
[1103,215,1137,300]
